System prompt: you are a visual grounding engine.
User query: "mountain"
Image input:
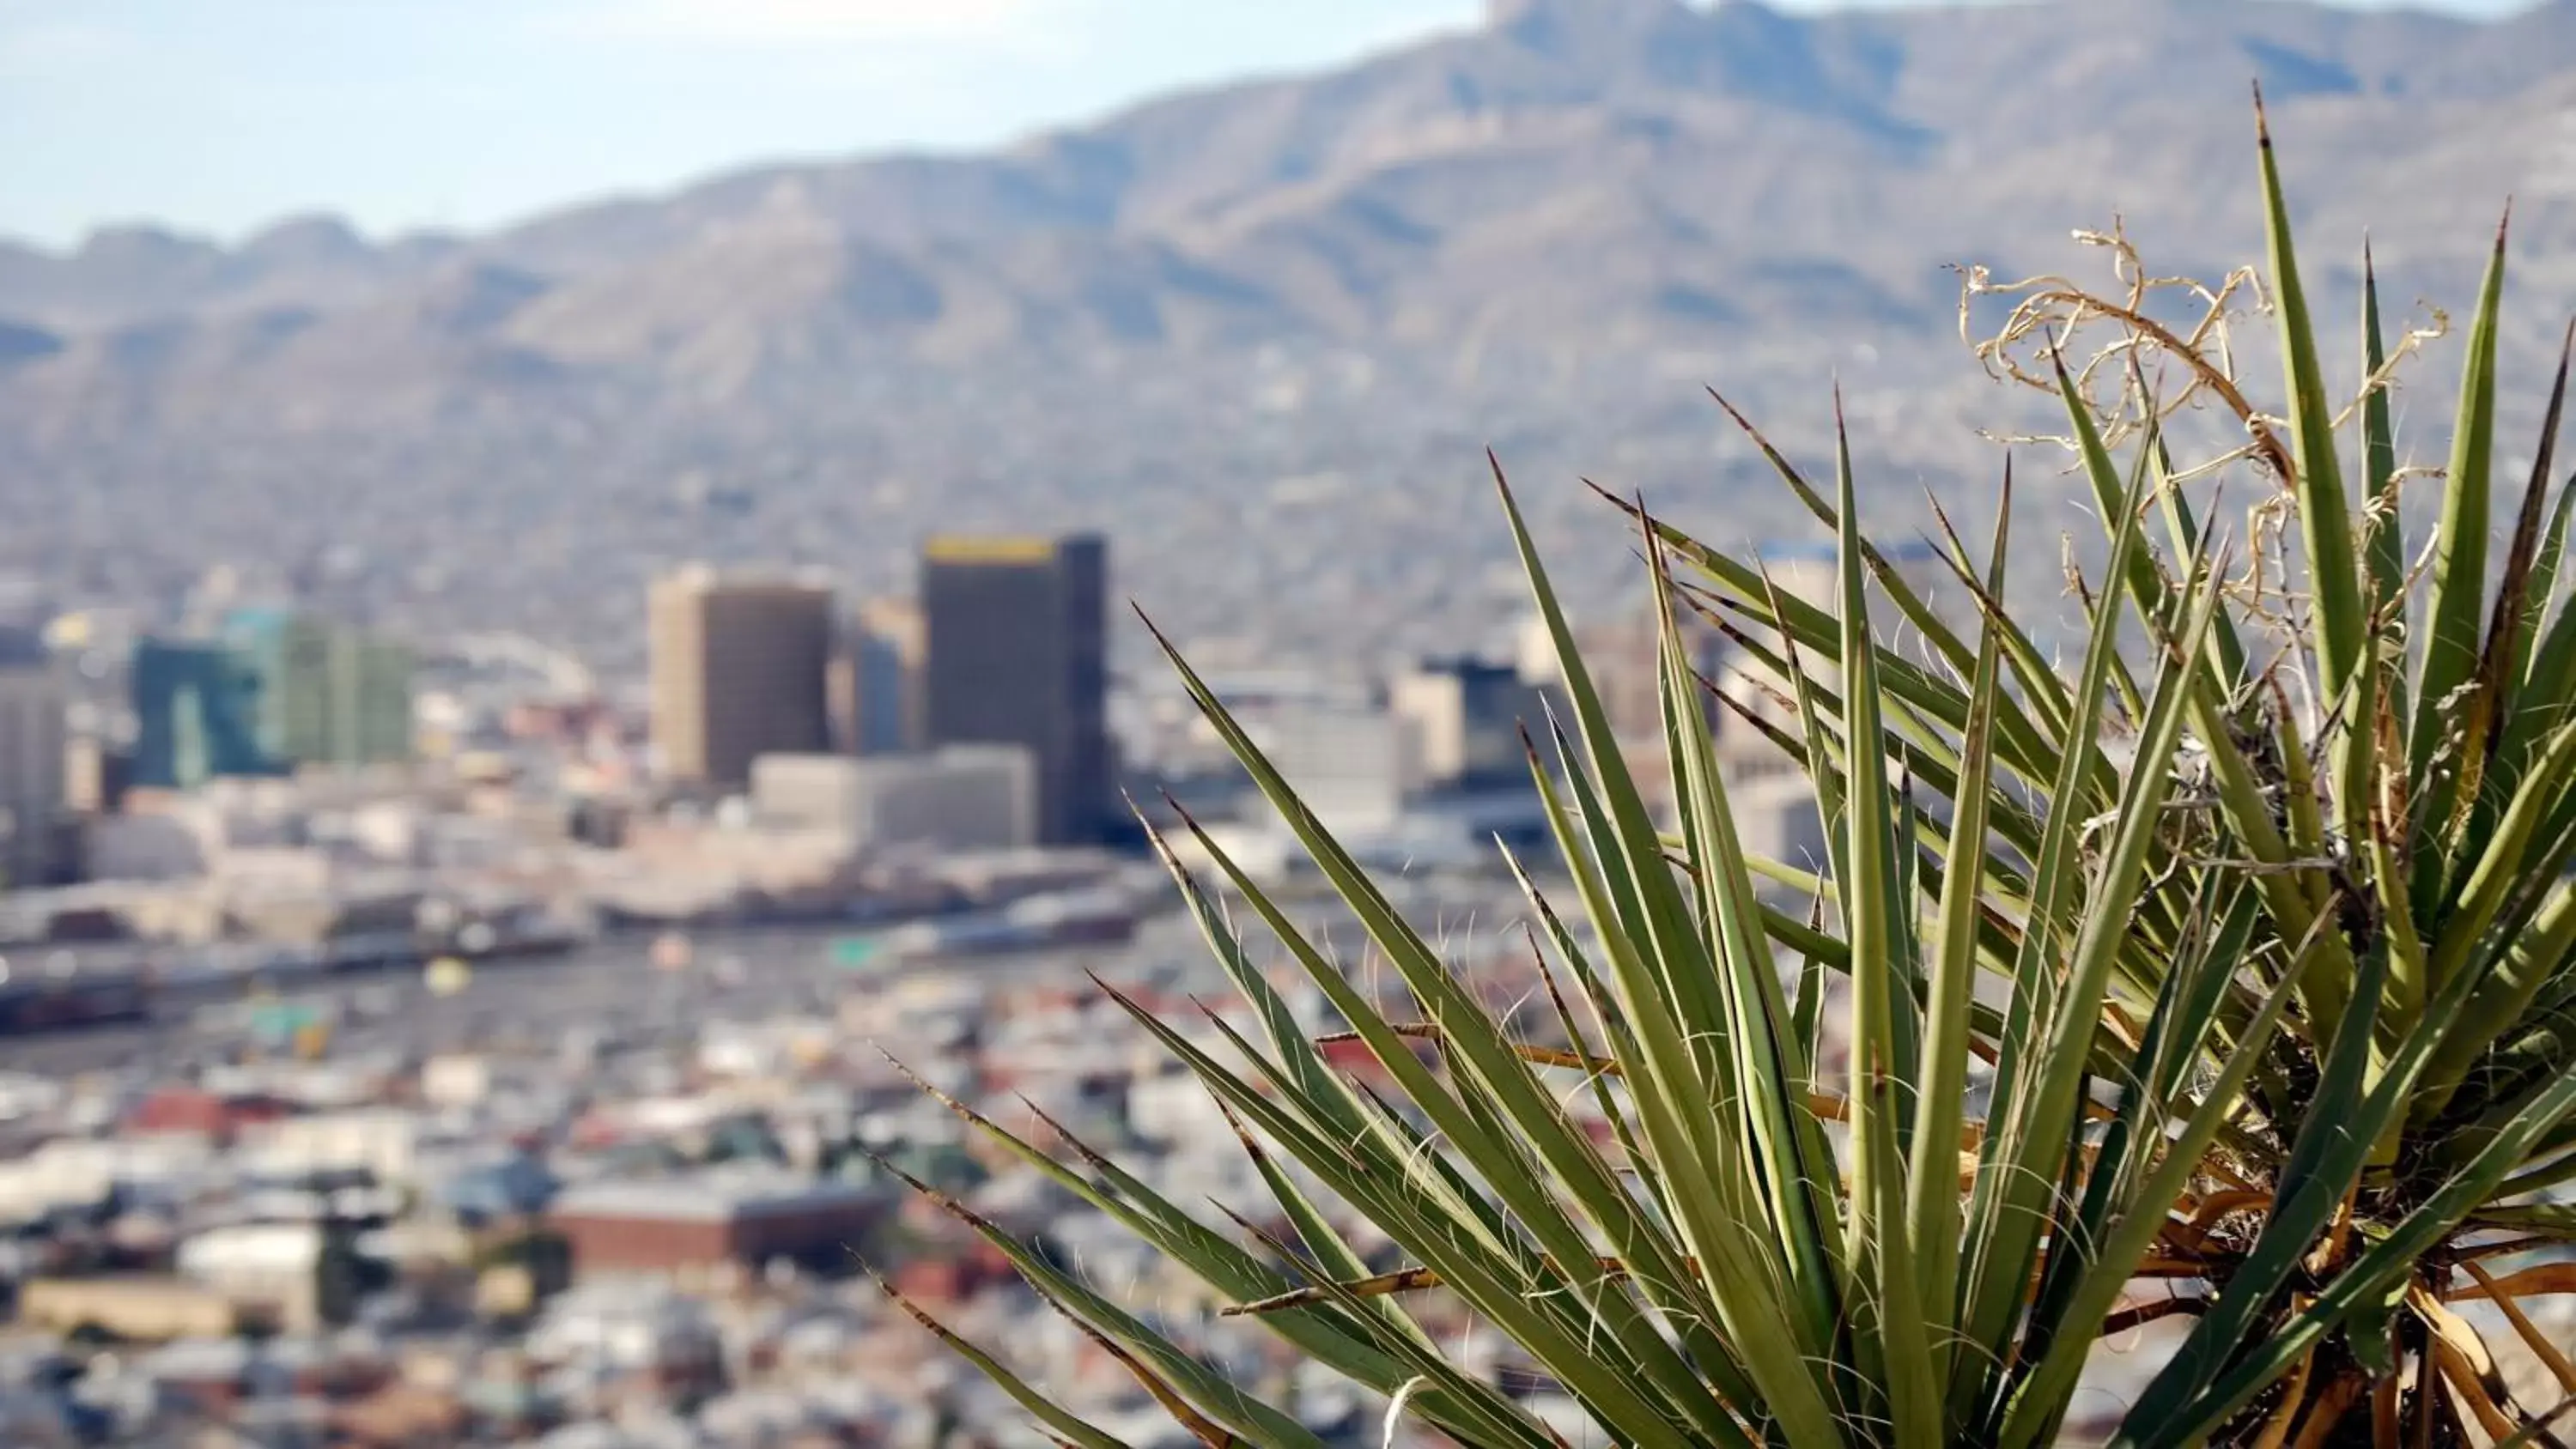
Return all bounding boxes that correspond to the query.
[7,0,2573,430]
[6,0,2575,670]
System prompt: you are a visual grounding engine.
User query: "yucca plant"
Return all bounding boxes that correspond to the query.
[877,100,2576,1449]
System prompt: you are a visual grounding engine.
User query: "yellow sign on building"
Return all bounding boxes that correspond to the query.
[923,536,1055,565]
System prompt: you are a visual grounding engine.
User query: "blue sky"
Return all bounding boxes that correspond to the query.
[0,0,2539,248]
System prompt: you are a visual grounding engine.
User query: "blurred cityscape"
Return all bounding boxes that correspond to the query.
[0,510,1914,1447]
[8,0,2576,1442]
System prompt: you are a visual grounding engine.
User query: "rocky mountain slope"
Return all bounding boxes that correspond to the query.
[7,0,2576,675]
[5,0,2575,436]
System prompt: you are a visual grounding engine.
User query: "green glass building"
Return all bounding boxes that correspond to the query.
[131,639,283,789]
[222,609,415,772]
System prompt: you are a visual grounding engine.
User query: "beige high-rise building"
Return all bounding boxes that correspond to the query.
[648,567,835,791]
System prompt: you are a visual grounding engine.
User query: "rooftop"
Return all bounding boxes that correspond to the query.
[549,1169,879,1224]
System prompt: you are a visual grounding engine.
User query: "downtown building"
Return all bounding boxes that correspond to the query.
[918,534,1111,846]
[220,609,415,774]
[130,639,282,790]
[647,566,835,791]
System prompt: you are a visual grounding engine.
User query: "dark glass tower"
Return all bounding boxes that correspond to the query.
[919,535,1109,846]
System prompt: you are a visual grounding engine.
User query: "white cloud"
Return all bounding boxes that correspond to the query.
[554,0,1066,46]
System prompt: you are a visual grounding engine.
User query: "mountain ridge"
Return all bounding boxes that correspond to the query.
[4,0,2574,433]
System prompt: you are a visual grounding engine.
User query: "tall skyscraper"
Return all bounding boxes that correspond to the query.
[131,639,282,789]
[0,628,67,888]
[920,535,1109,846]
[649,566,835,791]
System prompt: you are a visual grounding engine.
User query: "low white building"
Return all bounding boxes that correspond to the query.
[238,1107,421,1185]
[749,753,872,835]
[752,747,1035,852]
[174,1221,328,1331]
[0,1136,216,1223]
[420,1053,492,1110]
[526,1278,721,1374]
[1246,702,1419,834]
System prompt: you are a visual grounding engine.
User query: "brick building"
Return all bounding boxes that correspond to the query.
[547,1174,883,1276]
